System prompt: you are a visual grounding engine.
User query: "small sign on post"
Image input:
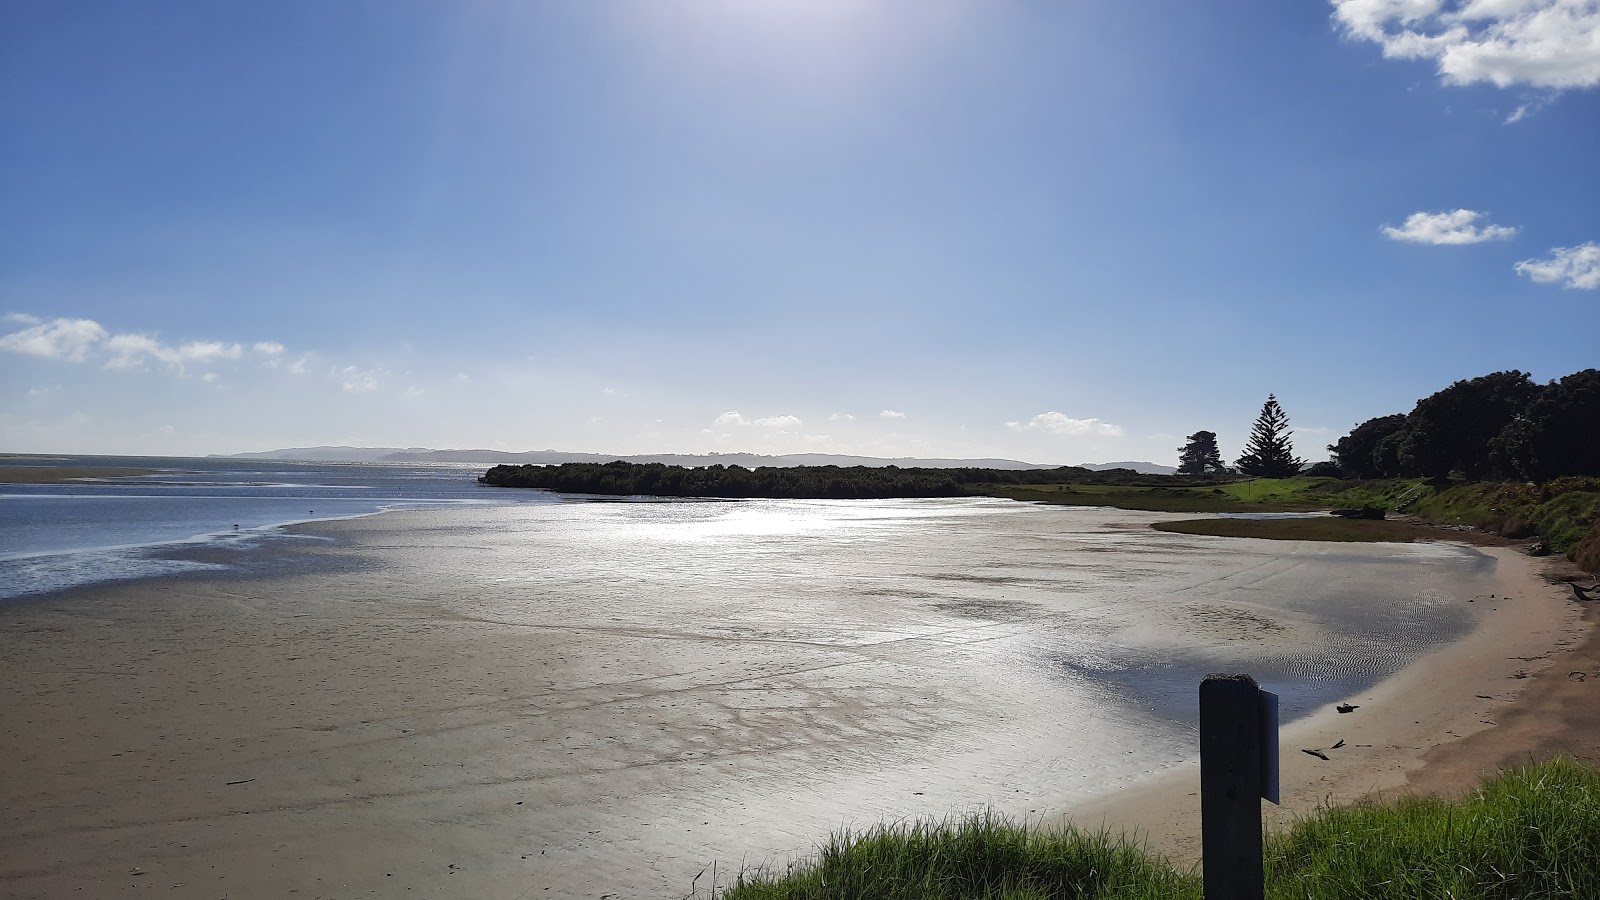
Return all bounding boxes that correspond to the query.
[1199,673,1279,900]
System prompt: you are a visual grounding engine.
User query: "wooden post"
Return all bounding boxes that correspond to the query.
[1200,673,1265,900]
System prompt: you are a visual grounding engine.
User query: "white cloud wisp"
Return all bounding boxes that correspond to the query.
[1006,412,1124,437]
[0,317,108,362]
[1515,241,1600,288]
[1381,209,1519,244]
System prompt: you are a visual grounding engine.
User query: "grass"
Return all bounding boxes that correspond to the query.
[973,477,1428,515]
[977,482,1295,514]
[975,476,1599,571]
[716,813,1200,900]
[714,759,1600,900]
[1150,517,1505,544]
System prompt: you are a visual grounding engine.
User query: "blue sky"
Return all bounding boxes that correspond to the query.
[3,1,1597,464]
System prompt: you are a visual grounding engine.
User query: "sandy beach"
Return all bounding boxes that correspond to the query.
[1072,546,1591,863]
[1,501,1590,899]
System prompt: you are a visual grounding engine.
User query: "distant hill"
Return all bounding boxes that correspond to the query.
[217,446,1177,474]
[1076,460,1177,475]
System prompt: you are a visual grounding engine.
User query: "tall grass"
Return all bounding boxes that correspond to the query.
[714,759,1600,900]
[718,812,1200,900]
[1267,758,1600,899]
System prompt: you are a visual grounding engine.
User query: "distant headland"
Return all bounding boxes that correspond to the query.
[213,446,1178,475]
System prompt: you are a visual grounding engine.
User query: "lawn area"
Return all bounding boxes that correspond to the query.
[717,758,1600,900]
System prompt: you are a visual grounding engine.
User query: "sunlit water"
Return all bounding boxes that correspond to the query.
[0,455,552,598]
[300,498,1484,891]
[1,458,1494,893]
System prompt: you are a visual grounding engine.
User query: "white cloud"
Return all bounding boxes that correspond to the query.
[0,317,108,362]
[176,341,244,364]
[1332,0,1600,90]
[253,341,285,358]
[711,411,803,429]
[1380,209,1519,244]
[335,365,382,393]
[1515,241,1600,288]
[1007,412,1124,437]
[829,412,856,421]
[102,334,243,370]
[879,409,907,419]
[0,315,256,374]
[1503,95,1553,122]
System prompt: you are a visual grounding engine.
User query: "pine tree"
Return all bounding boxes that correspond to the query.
[1176,431,1226,475]
[1236,395,1304,477]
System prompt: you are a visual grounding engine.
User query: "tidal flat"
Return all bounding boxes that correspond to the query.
[0,497,1523,898]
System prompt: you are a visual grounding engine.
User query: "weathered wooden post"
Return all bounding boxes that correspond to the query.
[1199,673,1278,900]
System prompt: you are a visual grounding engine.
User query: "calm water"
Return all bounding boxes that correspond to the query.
[0,454,553,599]
[2,457,1498,893]
[1,454,1485,728]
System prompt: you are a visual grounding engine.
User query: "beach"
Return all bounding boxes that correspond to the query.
[1072,545,1590,862]
[0,499,1588,898]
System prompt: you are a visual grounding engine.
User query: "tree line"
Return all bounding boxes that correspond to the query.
[479,460,1199,499]
[1177,369,1599,482]
[1327,368,1599,482]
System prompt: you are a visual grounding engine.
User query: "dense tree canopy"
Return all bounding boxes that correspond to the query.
[1490,369,1600,481]
[1396,371,1541,480]
[1236,395,1304,478]
[1328,414,1407,479]
[1176,431,1227,476]
[1326,368,1598,482]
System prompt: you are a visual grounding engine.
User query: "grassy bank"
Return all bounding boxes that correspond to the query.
[1149,517,1505,544]
[976,476,1600,571]
[974,477,1421,515]
[717,758,1600,900]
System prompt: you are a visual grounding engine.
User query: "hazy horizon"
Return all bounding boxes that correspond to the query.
[3,2,1596,465]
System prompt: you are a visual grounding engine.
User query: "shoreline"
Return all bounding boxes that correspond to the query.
[1,506,1586,897]
[1067,544,1589,862]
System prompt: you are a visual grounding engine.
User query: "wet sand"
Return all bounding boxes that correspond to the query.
[0,501,1574,897]
[1072,546,1586,863]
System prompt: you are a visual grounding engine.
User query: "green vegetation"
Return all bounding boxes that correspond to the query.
[479,460,1216,500]
[1149,517,1500,544]
[1175,430,1226,476]
[1408,477,1600,569]
[1236,394,1304,477]
[718,758,1600,900]
[1328,368,1599,482]
[981,476,1598,570]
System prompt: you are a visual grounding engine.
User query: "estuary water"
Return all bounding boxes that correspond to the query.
[0,454,552,599]
[0,456,1498,895]
[1,455,1484,726]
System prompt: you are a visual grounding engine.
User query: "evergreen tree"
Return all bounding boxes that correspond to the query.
[1176,431,1226,476]
[1236,395,1304,477]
